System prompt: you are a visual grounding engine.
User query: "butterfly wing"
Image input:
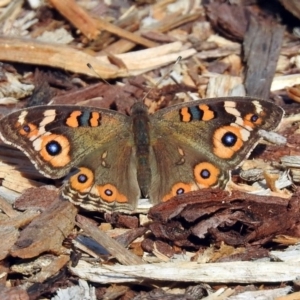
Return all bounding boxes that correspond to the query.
[149,97,284,202]
[0,106,140,212]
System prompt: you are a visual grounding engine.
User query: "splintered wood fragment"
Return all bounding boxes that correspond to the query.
[228,287,292,300]
[102,11,202,55]
[77,219,144,265]
[0,37,119,79]
[243,18,284,98]
[0,144,41,178]
[206,74,243,98]
[97,42,196,76]
[0,186,21,204]
[0,195,19,218]
[10,200,77,258]
[52,279,96,300]
[48,0,100,40]
[94,18,158,48]
[30,254,70,283]
[0,37,194,78]
[0,210,40,228]
[279,0,300,20]
[70,260,300,284]
[3,170,43,193]
[276,291,300,300]
[271,74,300,91]
[0,226,19,260]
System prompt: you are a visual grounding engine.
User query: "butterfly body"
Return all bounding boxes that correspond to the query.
[0,97,284,213]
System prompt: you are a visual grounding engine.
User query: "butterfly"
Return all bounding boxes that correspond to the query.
[0,97,283,212]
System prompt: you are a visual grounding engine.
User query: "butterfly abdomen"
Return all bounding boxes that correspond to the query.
[131,103,152,197]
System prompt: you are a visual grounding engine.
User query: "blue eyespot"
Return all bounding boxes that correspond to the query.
[251,114,259,122]
[22,125,30,132]
[78,174,88,183]
[176,188,185,195]
[46,141,62,156]
[105,189,113,196]
[221,132,237,147]
[200,169,210,179]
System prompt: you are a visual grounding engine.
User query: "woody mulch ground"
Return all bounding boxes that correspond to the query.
[0,0,300,299]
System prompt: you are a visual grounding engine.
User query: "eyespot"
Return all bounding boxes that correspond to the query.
[22,125,30,133]
[70,167,94,192]
[193,162,220,188]
[46,140,62,156]
[213,126,243,159]
[162,182,192,202]
[243,113,263,128]
[18,123,38,138]
[221,132,237,147]
[251,114,259,122]
[78,174,88,183]
[40,134,71,167]
[97,184,128,203]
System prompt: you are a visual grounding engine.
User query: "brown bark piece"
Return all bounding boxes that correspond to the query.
[148,189,300,248]
[205,3,250,41]
[243,18,285,98]
[50,82,136,114]
[14,186,59,211]
[107,213,139,229]
[10,200,77,258]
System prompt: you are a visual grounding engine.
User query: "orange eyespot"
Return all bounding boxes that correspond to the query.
[193,162,220,188]
[162,182,192,202]
[243,113,262,128]
[97,184,128,203]
[18,123,39,138]
[70,167,94,192]
[213,126,243,159]
[40,134,71,167]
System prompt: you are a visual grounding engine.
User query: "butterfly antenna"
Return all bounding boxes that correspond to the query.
[142,56,182,102]
[87,63,111,86]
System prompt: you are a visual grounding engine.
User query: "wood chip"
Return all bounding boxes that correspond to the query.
[70,260,300,284]
[10,200,77,258]
[77,218,144,265]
